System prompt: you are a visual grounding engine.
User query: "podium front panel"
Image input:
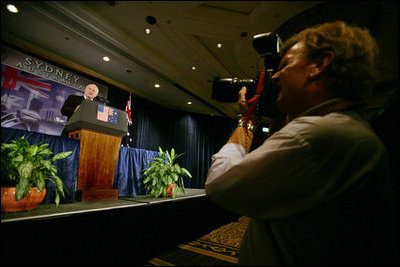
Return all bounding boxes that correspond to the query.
[65,99,127,137]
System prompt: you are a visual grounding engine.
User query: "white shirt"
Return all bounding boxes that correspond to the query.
[206,109,393,265]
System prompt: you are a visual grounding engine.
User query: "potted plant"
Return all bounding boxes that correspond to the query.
[1,136,73,211]
[142,147,192,198]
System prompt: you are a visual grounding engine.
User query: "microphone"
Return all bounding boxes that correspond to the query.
[96,96,110,105]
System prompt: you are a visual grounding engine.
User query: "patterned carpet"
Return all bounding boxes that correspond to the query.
[146,216,250,266]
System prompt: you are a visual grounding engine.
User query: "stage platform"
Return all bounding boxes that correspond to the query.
[1,188,206,223]
[1,189,238,265]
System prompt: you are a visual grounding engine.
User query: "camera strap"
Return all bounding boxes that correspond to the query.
[243,71,266,127]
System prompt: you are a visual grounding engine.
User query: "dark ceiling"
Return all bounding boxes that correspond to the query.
[1,1,398,119]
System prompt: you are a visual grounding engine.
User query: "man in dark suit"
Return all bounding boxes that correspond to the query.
[60,83,99,137]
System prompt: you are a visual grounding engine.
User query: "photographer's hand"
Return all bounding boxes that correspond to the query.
[238,86,248,115]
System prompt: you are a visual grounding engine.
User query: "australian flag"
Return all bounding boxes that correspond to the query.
[97,104,118,124]
[125,93,132,125]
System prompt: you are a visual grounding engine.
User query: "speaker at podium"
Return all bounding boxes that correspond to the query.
[65,99,128,202]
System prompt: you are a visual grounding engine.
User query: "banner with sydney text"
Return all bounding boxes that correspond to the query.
[1,64,82,136]
[1,45,108,136]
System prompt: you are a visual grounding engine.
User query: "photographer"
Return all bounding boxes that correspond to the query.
[206,21,395,265]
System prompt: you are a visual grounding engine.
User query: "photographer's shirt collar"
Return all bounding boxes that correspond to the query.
[296,98,353,118]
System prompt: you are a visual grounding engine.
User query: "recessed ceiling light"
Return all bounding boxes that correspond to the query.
[217,43,222,48]
[154,83,160,88]
[145,28,151,35]
[102,56,110,62]
[6,4,18,13]
[187,101,192,105]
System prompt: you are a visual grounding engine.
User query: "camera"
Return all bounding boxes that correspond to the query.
[211,78,257,103]
[212,32,282,117]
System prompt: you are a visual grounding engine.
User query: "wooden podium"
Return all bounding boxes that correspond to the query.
[65,99,127,202]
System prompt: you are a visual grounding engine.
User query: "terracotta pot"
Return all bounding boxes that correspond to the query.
[1,187,47,212]
[165,184,175,197]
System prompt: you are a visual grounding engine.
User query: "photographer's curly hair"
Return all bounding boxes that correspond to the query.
[281,21,379,107]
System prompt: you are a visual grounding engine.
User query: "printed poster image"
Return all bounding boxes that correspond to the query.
[1,64,82,136]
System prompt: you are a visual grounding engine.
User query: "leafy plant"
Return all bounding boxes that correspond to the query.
[142,147,192,198]
[1,136,73,206]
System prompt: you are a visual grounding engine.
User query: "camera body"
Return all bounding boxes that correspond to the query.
[212,32,282,117]
[211,78,257,103]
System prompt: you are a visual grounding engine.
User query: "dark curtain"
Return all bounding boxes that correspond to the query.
[1,127,80,204]
[107,84,130,111]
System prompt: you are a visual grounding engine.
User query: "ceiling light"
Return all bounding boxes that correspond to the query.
[6,4,18,13]
[217,43,222,48]
[145,28,151,35]
[102,56,110,62]
[187,101,192,105]
[191,66,196,70]
[154,83,160,88]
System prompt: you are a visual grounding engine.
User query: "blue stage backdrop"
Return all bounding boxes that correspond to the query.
[113,146,160,197]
